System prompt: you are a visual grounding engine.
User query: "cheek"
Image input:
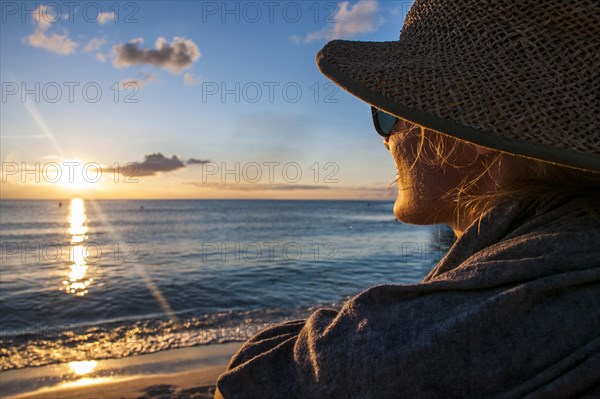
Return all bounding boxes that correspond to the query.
[391,133,421,171]
[390,144,455,223]
[392,136,443,192]
[389,129,483,225]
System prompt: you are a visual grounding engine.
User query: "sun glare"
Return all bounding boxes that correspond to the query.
[68,360,98,376]
[55,159,103,191]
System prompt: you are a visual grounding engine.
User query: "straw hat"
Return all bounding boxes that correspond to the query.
[316,0,600,172]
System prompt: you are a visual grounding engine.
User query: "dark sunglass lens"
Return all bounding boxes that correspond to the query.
[377,111,398,136]
[371,107,400,137]
[373,109,398,137]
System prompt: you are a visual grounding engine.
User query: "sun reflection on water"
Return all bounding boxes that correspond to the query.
[62,198,94,296]
[68,360,98,376]
[62,360,113,390]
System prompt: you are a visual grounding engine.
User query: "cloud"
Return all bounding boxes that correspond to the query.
[119,73,156,90]
[184,72,201,86]
[0,134,49,139]
[292,0,381,44]
[84,37,106,52]
[112,37,201,74]
[25,5,77,55]
[27,29,77,54]
[183,181,397,200]
[31,4,53,30]
[97,12,115,24]
[186,182,332,191]
[187,158,211,165]
[84,37,107,62]
[103,153,186,177]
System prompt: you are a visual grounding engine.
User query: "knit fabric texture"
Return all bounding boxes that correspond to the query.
[217,196,600,398]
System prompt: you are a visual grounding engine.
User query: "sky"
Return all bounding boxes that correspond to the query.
[1,0,414,199]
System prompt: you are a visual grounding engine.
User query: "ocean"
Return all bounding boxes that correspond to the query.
[0,199,454,371]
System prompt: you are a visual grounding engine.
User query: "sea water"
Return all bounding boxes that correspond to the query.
[0,199,454,370]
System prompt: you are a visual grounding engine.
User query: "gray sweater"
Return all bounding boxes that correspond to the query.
[217,196,600,398]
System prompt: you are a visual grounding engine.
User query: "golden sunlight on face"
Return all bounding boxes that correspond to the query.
[386,124,482,231]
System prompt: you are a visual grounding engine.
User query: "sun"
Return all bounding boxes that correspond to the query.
[54,159,104,192]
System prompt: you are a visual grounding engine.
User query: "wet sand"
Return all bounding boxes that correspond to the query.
[2,342,242,399]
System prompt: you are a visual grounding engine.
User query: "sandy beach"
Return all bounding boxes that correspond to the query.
[2,342,242,399]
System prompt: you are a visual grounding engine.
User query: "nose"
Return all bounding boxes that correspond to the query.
[383,136,390,151]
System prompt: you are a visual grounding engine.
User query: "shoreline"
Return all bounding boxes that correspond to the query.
[1,342,242,399]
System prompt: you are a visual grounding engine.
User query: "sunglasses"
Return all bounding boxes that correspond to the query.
[371,106,400,138]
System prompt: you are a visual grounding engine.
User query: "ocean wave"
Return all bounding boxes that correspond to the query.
[0,304,336,371]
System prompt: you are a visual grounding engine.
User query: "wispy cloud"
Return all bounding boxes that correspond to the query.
[183,72,201,86]
[184,181,397,200]
[97,11,115,24]
[112,37,201,74]
[292,0,381,44]
[0,134,50,139]
[84,37,106,52]
[25,5,77,55]
[84,37,107,62]
[119,73,157,90]
[31,4,53,30]
[186,182,333,191]
[27,29,77,54]
[187,158,211,165]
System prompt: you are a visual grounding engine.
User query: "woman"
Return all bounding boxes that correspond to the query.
[216,0,599,397]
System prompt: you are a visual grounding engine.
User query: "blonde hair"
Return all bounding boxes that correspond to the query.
[406,124,600,228]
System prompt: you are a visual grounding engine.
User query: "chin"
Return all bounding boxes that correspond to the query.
[393,195,430,225]
[393,197,414,224]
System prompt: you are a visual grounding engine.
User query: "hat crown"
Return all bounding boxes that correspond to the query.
[316,0,600,171]
[401,0,599,54]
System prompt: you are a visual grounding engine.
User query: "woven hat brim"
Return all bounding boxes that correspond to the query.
[317,40,600,172]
